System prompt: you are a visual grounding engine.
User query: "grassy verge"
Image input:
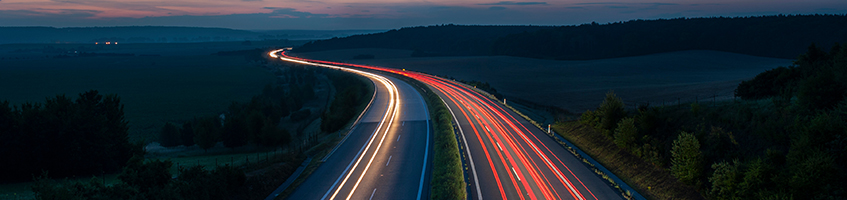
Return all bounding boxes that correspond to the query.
[423,84,466,199]
[393,74,466,199]
[552,122,703,200]
[462,85,644,199]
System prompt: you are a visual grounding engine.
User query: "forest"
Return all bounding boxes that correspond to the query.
[0,91,143,182]
[574,43,847,199]
[294,14,846,60]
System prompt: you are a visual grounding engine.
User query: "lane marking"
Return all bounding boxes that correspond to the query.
[279,53,398,200]
[402,121,405,126]
[342,78,400,200]
[321,125,383,200]
[416,85,431,200]
[397,134,401,141]
[369,188,376,200]
[512,167,521,181]
[386,155,392,166]
[441,90,482,200]
[497,142,503,152]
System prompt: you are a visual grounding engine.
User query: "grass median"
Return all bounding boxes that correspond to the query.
[394,74,466,200]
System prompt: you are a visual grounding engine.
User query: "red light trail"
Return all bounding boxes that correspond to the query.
[275,50,598,200]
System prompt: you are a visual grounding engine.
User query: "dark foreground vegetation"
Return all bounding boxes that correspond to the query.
[567,44,847,199]
[157,63,324,151]
[0,91,142,182]
[320,71,369,133]
[12,60,373,199]
[295,14,846,60]
[31,151,307,200]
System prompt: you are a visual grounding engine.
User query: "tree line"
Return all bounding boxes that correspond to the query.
[294,24,551,56]
[577,44,847,199]
[294,14,846,61]
[159,66,320,150]
[0,90,142,182]
[493,14,847,60]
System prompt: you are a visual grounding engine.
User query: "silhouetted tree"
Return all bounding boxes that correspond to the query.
[180,121,195,146]
[159,122,180,147]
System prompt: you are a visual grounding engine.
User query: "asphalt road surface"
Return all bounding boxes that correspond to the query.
[274,50,432,200]
[277,49,623,200]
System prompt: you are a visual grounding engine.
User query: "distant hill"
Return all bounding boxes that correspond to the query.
[0,26,383,44]
[294,25,554,56]
[294,14,847,60]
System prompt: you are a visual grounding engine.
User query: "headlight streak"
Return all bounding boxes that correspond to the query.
[274,49,599,200]
[271,49,401,200]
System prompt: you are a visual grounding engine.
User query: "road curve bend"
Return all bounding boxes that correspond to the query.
[276,49,625,200]
[272,50,432,200]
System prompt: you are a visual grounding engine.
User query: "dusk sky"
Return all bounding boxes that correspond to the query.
[1,0,845,30]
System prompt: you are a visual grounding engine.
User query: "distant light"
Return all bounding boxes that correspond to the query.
[115,42,118,45]
[95,42,98,45]
[106,42,111,45]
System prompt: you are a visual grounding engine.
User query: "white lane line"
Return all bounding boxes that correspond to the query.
[369,188,376,200]
[440,98,482,200]
[386,155,392,166]
[284,54,397,200]
[512,167,521,181]
[321,123,383,200]
[402,121,405,126]
[496,142,503,152]
[397,134,401,141]
[485,126,490,132]
[343,77,399,200]
[416,86,431,200]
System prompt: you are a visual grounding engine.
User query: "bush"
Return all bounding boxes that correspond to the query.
[222,115,248,148]
[709,160,742,199]
[579,109,598,127]
[798,73,846,111]
[193,117,220,152]
[159,122,181,147]
[690,102,701,116]
[671,131,703,185]
[598,91,626,137]
[613,117,638,151]
[180,121,195,146]
[118,156,172,193]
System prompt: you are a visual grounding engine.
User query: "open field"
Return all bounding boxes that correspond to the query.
[0,46,278,142]
[0,40,306,58]
[294,48,792,113]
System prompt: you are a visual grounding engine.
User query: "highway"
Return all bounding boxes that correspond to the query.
[277,49,624,200]
[271,50,432,200]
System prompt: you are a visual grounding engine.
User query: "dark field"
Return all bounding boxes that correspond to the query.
[294,48,792,114]
[0,42,298,141]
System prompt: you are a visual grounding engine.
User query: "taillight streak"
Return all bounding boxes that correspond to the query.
[276,50,600,200]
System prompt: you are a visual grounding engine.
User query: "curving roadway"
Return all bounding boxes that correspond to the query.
[272,50,432,200]
[278,49,625,200]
